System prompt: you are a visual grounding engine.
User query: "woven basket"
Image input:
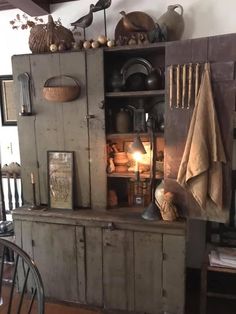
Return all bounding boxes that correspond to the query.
[29,15,74,53]
[43,75,81,102]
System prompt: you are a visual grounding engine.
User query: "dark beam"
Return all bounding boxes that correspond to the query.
[7,0,50,16]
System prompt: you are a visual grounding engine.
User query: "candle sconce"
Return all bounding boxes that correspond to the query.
[18,72,33,116]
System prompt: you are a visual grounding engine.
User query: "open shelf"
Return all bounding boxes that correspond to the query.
[103,42,166,54]
[105,90,165,98]
[106,132,164,141]
[107,172,164,179]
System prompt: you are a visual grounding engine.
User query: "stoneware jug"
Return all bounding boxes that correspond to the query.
[157,4,184,41]
[115,108,132,133]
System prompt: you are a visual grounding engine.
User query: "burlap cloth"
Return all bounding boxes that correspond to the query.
[177,63,226,216]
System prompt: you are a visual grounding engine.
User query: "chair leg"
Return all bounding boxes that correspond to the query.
[200,265,207,314]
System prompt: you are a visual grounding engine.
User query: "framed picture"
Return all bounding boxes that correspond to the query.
[47,151,74,209]
[0,75,16,126]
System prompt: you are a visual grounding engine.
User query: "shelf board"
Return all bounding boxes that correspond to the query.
[106,132,164,140]
[105,90,165,98]
[103,42,166,54]
[107,172,164,179]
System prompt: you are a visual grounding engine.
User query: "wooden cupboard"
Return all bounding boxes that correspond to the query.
[13,208,186,314]
[11,31,236,314]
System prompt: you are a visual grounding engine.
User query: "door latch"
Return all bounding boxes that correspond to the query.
[85,114,95,120]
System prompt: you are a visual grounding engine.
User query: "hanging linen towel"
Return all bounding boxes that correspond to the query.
[177,63,226,212]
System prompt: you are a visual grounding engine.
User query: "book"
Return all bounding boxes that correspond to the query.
[209,249,236,268]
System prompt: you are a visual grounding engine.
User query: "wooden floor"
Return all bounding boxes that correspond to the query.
[1,270,236,314]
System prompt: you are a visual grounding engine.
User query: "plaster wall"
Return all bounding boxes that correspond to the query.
[0,0,236,268]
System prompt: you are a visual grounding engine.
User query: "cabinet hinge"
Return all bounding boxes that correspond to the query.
[32,239,35,247]
[162,288,167,297]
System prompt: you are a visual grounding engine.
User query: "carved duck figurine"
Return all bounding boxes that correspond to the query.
[71,4,94,29]
[119,11,148,32]
[91,0,111,12]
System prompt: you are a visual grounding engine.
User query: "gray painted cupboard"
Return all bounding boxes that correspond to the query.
[13,208,186,314]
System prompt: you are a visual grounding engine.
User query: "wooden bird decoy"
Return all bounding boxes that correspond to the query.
[71,4,94,38]
[119,11,148,32]
[91,0,111,12]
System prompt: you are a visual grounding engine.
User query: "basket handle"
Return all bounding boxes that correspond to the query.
[44,75,80,87]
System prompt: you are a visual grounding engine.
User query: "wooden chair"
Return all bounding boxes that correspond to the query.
[200,170,236,314]
[0,162,23,221]
[0,238,45,313]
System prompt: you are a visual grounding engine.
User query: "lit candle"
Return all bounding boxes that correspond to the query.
[30,172,35,184]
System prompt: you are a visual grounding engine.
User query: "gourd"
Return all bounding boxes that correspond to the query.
[29,15,74,53]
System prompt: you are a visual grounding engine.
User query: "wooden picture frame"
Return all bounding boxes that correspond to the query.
[47,151,74,209]
[0,75,16,126]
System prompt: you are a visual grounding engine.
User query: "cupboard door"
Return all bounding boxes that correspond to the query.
[163,234,185,314]
[103,229,134,311]
[86,227,103,306]
[134,231,163,314]
[12,51,90,208]
[76,226,86,303]
[32,222,78,302]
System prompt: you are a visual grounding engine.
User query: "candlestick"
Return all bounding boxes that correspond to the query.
[30,172,35,184]
[29,172,41,210]
[134,160,140,181]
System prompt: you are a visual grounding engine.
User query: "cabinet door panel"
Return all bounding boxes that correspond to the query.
[12,51,90,207]
[32,222,78,301]
[163,234,185,314]
[76,226,86,303]
[86,227,103,306]
[103,229,134,311]
[87,50,107,209]
[134,231,163,314]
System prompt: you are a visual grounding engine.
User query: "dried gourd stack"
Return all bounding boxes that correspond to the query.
[29,15,74,53]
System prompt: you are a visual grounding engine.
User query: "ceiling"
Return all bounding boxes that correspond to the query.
[0,0,77,16]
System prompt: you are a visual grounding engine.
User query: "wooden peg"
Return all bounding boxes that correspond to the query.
[187,63,193,109]
[176,65,180,108]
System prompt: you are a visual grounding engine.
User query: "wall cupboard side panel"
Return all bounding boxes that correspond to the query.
[163,234,186,314]
[85,227,103,306]
[32,222,78,302]
[86,50,107,209]
[103,229,134,311]
[165,35,235,222]
[134,231,163,314]
[12,55,39,206]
